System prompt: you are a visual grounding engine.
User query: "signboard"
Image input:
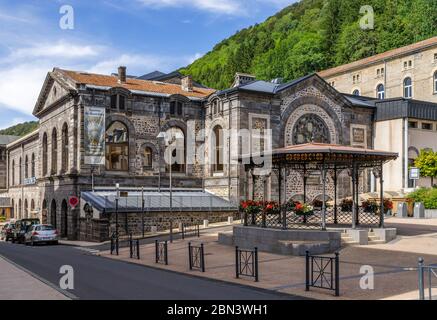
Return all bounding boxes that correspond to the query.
[84,106,105,165]
[69,196,80,209]
[352,128,365,144]
[410,167,420,180]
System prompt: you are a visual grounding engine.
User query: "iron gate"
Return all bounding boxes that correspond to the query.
[182,223,200,239]
[188,242,205,272]
[235,246,259,282]
[305,251,340,296]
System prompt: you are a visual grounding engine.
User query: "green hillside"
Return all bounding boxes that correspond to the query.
[0,121,39,137]
[181,0,437,89]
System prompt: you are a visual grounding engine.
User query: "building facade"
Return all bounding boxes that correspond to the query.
[2,37,437,240]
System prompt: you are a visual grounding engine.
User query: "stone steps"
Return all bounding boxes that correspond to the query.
[341,231,384,246]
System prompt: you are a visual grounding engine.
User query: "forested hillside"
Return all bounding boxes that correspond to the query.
[0,121,38,137]
[181,0,437,89]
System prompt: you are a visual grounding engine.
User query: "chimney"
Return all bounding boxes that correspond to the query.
[233,72,256,88]
[181,75,193,92]
[118,66,126,84]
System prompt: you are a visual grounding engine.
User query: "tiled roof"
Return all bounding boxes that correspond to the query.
[318,37,437,78]
[57,69,216,99]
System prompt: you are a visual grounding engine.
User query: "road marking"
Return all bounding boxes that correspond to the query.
[74,247,100,255]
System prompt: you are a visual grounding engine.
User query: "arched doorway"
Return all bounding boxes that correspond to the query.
[24,199,28,218]
[61,200,68,238]
[50,199,57,229]
[42,199,47,224]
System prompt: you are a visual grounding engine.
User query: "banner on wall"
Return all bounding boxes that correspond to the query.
[84,106,105,165]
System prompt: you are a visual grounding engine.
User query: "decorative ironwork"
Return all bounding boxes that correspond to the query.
[182,223,200,240]
[129,234,140,260]
[188,242,205,272]
[110,232,119,256]
[235,246,259,282]
[155,240,168,265]
[418,258,437,300]
[292,114,330,145]
[306,251,340,297]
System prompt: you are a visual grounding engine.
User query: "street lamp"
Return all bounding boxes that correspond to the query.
[157,131,184,215]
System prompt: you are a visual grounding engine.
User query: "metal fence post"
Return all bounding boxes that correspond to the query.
[170,219,173,243]
[164,241,168,265]
[136,239,140,260]
[235,246,239,279]
[254,247,259,282]
[129,233,133,258]
[200,243,205,273]
[305,251,310,291]
[244,211,248,226]
[335,252,340,297]
[262,211,266,228]
[182,224,185,240]
[197,224,200,238]
[188,242,193,270]
[418,257,425,300]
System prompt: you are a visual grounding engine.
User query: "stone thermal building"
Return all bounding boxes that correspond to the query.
[1,37,437,241]
[319,37,437,190]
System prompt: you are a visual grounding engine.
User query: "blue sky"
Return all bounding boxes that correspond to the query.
[0,0,294,130]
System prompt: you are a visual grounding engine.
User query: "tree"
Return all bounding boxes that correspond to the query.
[414,150,437,187]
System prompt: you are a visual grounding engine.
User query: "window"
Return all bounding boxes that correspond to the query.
[143,147,153,170]
[404,77,413,98]
[42,133,48,176]
[213,126,223,172]
[377,84,385,99]
[409,60,413,67]
[110,94,127,111]
[25,155,29,179]
[352,89,360,96]
[434,53,437,61]
[422,123,433,130]
[105,121,129,171]
[19,157,22,184]
[408,121,418,129]
[434,71,437,93]
[11,160,15,186]
[61,123,69,172]
[31,153,35,178]
[170,101,183,116]
[51,128,58,174]
[165,127,185,173]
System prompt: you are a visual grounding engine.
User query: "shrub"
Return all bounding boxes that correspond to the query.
[408,188,437,209]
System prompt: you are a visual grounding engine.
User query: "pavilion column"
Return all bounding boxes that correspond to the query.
[321,164,327,231]
[302,166,308,223]
[379,163,385,228]
[333,168,338,224]
[282,167,288,230]
[247,169,254,200]
[355,166,360,226]
[266,173,272,201]
[351,163,357,229]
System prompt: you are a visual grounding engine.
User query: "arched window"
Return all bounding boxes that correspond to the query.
[42,133,48,176]
[50,199,57,228]
[404,77,412,98]
[11,199,14,219]
[292,114,330,145]
[352,89,360,96]
[31,153,35,177]
[18,199,22,219]
[11,160,15,186]
[434,71,437,93]
[25,155,29,179]
[51,128,58,174]
[30,199,35,218]
[143,147,153,170]
[61,123,69,172]
[377,84,385,99]
[24,199,28,219]
[165,127,185,173]
[19,157,22,184]
[105,121,129,171]
[213,126,223,172]
[110,94,126,111]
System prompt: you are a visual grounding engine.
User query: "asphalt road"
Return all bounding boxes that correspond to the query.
[0,241,300,300]
[385,222,437,236]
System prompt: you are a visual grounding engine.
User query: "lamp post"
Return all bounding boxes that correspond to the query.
[115,183,119,237]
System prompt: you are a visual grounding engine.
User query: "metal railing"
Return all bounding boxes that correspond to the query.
[129,234,140,260]
[155,240,168,265]
[110,232,119,256]
[181,223,200,240]
[418,258,437,300]
[188,242,205,272]
[235,246,259,282]
[306,251,340,297]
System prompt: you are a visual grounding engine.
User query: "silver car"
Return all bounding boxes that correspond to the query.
[24,224,59,246]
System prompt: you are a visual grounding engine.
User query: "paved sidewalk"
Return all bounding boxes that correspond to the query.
[0,255,69,300]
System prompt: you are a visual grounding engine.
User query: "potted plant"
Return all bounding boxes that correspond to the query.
[283,199,298,212]
[294,202,314,217]
[340,199,353,212]
[361,200,378,213]
[383,199,394,215]
[263,201,280,215]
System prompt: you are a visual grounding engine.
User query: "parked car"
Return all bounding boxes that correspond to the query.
[11,219,40,244]
[1,223,14,241]
[24,224,58,246]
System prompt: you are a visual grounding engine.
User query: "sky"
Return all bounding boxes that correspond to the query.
[0,0,295,130]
